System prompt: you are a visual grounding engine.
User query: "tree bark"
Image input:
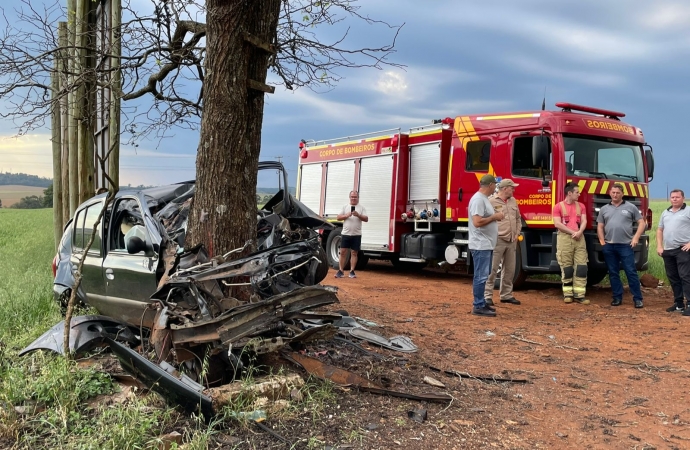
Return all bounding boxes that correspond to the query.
[108,0,122,189]
[185,0,280,256]
[51,51,63,251]
[58,21,70,227]
[67,0,78,215]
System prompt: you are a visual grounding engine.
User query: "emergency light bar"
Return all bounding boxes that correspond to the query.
[555,102,625,119]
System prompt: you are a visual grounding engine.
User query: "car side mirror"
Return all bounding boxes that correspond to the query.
[124,225,155,257]
[126,236,146,255]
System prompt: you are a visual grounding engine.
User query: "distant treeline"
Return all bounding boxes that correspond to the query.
[0,172,52,187]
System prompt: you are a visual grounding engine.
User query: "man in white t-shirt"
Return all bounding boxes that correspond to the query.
[335,190,368,278]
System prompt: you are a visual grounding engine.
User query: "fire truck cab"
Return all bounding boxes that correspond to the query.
[297,103,654,286]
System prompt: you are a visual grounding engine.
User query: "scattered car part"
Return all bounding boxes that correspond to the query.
[19,315,139,357]
[282,351,452,403]
[427,365,530,384]
[104,337,214,420]
[407,408,428,423]
[348,328,418,353]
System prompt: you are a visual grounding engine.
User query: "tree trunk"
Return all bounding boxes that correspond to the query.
[185,0,280,256]
[58,21,70,226]
[108,0,121,189]
[51,52,63,251]
[67,0,78,215]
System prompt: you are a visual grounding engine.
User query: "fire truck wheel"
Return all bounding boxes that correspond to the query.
[314,246,329,283]
[326,228,344,269]
[325,228,368,270]
[587,270,608,287]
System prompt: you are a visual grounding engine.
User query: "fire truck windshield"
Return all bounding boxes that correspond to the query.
[563,135,645,182]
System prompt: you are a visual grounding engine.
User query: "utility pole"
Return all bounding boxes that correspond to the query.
[274,155,283,164]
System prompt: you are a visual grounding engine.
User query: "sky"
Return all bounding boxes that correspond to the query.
[0,0,688,197]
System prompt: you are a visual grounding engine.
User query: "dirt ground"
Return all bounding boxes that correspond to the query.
[271,260,689,450]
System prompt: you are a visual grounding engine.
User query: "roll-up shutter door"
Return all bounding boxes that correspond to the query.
[324,160,355,216]
[409,142,441,201]
[359,155,394,248]
[298,164,323,213]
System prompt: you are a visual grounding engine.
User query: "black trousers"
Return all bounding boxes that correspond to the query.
[662,247,690,306]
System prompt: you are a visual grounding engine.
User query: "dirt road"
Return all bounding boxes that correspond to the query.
[325,261,689,449]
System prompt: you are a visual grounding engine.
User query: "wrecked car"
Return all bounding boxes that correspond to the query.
[51,161,332,328]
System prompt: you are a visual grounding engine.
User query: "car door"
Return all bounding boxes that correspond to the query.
[69,200,107,305]
[99,196,160,327]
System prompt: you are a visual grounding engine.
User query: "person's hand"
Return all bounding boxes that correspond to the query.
[571,231,582,240]
[657,246,664,256]
[599,238,606,247]
[682,242,690,252]
[631,236,639,248]
[494,211,504,221]
[351,210,359,218]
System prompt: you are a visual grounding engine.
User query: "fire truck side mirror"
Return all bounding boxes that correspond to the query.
[532,135,551,169]
[645,148,654,180]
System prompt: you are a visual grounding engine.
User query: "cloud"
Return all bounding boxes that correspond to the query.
[375,71,408,95]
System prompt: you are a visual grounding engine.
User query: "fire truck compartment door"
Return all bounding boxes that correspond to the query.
[409,142,441,201]
[298,163,322,213]
[324,160,356,217]
[359,155,394,249]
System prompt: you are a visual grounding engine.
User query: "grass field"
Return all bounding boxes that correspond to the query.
[0,209,197,449]
[0,185,45,207]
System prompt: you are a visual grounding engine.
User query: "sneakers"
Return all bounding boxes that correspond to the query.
[334,270,344,278]
[574,298,590,305]
[634,300,643,309]
[683,307,690,316]
[349,270,356,278]
[611,299,622,306]
[500,297,521,305]
[667,304,684,312]
[472,306,496,317]
[485,298,495,307]
[564,297,573,304]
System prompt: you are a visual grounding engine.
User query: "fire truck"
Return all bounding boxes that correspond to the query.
[296,103,655,287]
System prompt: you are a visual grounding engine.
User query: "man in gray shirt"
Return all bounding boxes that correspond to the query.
[596,183,646,308]
[469,174,504,317]
[656,189,690,314]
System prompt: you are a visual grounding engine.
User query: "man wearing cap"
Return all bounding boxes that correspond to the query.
[468,174,505,317]
[484,179,522,306]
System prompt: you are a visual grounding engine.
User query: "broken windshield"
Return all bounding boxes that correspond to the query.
[563,135,644,182]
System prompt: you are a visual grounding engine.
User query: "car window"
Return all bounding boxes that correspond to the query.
[83,204,103,254]
[72,209,85,251]
[110,198,145,252]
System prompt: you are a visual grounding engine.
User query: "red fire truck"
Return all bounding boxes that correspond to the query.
[296,103,655,287]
